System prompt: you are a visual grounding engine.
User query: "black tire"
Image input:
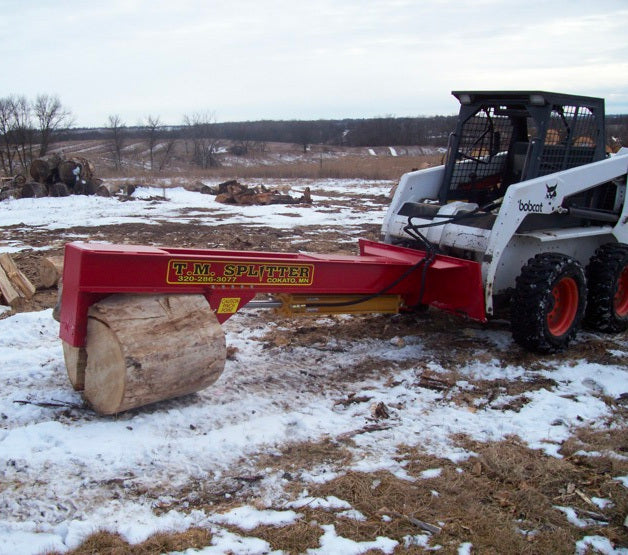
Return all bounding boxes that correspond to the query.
[584,243,628,333]
[511,253,587,353]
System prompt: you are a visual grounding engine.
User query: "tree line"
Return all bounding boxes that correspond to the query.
[64,115,458,149]
[1,94,627,176]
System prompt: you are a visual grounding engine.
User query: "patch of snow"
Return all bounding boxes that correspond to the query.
[287,496,351,510]
[308,524,398,554]
[555,506,604,528]
[575,535,625,555]
[403,534,432,548]
[591,497,613,509]
[420,468,443,479]
[458,542,473,555]
[198,528,273,554]
[338,509,367,521]
[615,475,628,488]
[210,506,299,531]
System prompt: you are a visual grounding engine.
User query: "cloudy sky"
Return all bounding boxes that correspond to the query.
[1,0,627,127]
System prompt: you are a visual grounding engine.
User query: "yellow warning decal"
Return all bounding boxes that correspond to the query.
[217,297,241,314]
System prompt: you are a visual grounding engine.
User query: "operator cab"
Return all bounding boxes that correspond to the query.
[383,90,623,252]
[441,91,606,205]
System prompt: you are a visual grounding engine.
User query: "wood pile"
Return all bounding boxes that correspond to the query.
[0,155,132,200]
[0,253,36,308]
[202,179,312,206]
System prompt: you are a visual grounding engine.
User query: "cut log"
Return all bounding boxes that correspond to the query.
[0,266,21,307]
[57,160,82,188]
[95,183,122,197]
[30,159,51,183]
[49,182,70,197]
[68,156,94,182]
[0,253,36,299]
[39,255,64,289]
[81,294,226,415]
[21,181,48,198]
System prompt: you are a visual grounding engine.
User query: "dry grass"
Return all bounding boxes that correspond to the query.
[291,436,628,553]
[96,156,436,182]
[218,154,442,181]
[47,433,628,554]
[255,437,355,479]
[62,136,442,182]
[50,528,212,555]
[233,519,324,554]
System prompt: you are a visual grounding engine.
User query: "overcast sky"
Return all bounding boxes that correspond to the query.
[1,0,627,127]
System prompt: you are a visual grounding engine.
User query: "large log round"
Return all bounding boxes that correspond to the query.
[30,159,50,183]
[57,160,81,187]
[21,181,48,198]
[49,182,70,197]
[81,294,226,415]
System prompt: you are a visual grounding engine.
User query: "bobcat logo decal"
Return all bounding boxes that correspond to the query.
[546,184,558,199]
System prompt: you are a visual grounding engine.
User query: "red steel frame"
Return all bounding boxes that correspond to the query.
[59,239,486,348]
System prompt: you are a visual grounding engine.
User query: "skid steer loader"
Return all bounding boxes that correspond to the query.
[382,90,628,352]
[58,90,628,413]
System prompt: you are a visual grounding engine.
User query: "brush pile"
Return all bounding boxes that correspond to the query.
[202,179,312,206]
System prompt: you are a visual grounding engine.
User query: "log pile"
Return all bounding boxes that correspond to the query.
[203,179,312,206]
[0,155,132,200]
[0,253,36,308]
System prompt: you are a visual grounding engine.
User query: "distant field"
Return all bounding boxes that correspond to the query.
[48,138,444,181]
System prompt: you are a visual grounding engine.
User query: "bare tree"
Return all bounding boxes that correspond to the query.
[183,111,221,168]
[140,115,177,171]
[33,94,72,157]
[157,136,177,171]
[142,115,160,170]
[107,114,126,170]
[9,96,36,171]
[0,97,16,175]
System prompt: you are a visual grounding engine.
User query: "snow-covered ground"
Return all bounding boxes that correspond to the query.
[0,179,389,237]
[0,180,627,554]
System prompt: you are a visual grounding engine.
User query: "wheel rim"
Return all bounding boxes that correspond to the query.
[547,277,579,337]
[614,265,628,317]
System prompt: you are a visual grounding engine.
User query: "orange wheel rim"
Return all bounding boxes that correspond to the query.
[614,266,628,317]
[547,277,578,336]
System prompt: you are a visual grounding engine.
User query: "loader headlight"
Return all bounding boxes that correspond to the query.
[529,94,546,106]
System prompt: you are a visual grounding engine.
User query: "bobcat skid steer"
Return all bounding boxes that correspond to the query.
[381,91,628,352]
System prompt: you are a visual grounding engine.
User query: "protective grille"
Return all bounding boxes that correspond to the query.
[539,105,597,176]
[449,107,513,196]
